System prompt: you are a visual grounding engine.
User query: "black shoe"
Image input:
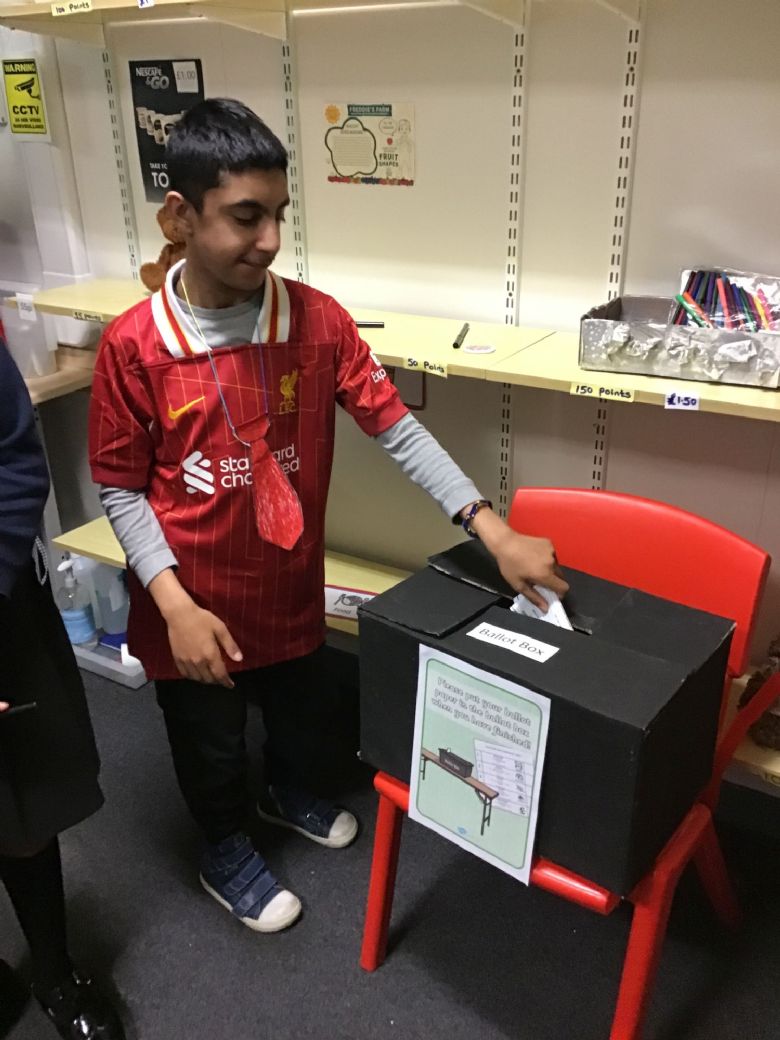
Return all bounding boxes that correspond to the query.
[37,970,125,1040]
[0,960,28,1038]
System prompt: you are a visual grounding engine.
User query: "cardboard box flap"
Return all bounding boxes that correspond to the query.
[359,567,501,638]
[595,589,734,672]
[428,541,515,598]
[582,295,672,324]
[557,568,631,636]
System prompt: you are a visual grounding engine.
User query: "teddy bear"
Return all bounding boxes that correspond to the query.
[140,206,187,293]
[739,634,780,750]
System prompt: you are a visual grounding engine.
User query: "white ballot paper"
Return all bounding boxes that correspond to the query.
[511,585,573,630]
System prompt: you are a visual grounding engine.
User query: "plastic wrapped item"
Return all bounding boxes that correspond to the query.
[580,293,780,389]
[1,300,58,378]
[68,558,129,637]
[92,565,129,636]
[54,313,102,349]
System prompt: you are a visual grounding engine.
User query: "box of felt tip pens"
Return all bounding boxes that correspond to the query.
[579,268,780,389]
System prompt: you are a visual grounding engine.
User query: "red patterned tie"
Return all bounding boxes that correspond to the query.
[237,416,303,551]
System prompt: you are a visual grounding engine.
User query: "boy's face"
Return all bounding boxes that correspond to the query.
[170,168,290,298]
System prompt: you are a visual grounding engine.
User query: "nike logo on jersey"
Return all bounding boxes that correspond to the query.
[182,451,215,495]
[168,395,205,422]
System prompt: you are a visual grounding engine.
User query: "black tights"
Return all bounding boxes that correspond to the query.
[0,838,72,994]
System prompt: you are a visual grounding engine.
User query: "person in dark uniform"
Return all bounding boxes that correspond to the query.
[0,339,125,1040]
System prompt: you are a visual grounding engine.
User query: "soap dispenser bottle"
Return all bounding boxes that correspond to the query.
[56,557,98,649]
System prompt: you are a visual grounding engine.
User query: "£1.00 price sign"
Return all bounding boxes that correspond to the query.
[129,59,204,202]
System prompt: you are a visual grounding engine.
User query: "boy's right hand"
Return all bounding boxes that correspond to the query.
[149,569,243,688]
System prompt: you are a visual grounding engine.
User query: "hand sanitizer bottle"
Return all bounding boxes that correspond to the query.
[56,557,98,649]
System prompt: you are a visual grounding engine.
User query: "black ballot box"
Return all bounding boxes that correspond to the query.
[358,541,734,895]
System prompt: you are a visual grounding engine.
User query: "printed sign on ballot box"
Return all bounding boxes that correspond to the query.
[408,647,550,885]
[129,59,204,203]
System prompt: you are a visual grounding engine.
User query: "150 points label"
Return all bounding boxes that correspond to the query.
[570,382,634,402]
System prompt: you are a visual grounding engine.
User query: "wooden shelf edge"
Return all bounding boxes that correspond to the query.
[733,747,780,788]
[53,516,409,634]
[25,278,780,422]
[324,548,410,583]
[25,347,96,406]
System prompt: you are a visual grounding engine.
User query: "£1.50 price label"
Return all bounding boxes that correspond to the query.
[664,390,700,411]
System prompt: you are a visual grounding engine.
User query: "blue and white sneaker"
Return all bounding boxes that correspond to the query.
[257,785,358,849]
[199,833,301,933]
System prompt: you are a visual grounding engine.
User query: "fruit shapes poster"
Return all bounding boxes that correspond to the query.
[324,103,414,187]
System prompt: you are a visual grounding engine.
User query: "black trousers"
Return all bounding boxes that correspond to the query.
[0,839,72,994]
[156,646,338,844]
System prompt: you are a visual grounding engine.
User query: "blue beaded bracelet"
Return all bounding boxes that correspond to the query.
[462,499,493,538]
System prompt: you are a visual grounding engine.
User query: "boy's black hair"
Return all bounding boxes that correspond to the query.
[166,98,288,210]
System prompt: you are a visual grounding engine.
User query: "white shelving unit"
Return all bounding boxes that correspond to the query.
[0,0,288,45]
[3,0,780,793]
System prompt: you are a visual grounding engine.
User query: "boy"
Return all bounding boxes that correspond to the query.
[89,98,566,934]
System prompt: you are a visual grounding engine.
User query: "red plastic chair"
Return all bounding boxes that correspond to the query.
[360,488,774,1040]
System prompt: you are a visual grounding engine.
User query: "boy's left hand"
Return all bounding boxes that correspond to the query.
[464,506,569,611]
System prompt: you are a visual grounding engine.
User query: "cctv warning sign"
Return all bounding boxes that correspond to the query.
[3,60,47,135]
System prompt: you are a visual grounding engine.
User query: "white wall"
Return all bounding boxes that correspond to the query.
[56,38,133,280]
[509,0,780,661]
[295,6,515,322]
[295,6,514,566]
[0,26,82,294]
[518,0,628,330]
[0,104,42,291]
[624,0,780,295]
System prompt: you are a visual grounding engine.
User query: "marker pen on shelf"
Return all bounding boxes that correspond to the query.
[452,323,470,349]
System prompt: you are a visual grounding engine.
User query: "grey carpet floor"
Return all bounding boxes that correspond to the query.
[2,669,779,1040]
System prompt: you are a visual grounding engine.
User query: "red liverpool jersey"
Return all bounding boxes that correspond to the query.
[89,263,407,680]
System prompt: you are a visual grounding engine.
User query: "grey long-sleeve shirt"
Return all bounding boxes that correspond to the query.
[100,279,483,588]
